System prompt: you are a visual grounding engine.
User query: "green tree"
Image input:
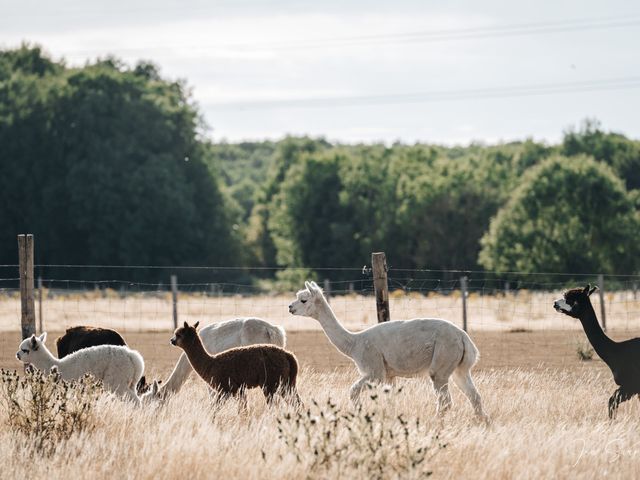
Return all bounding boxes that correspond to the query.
[268,152,359,277]
[563,119,640,191]
[392,147,506,271]
[0,47,239,278]
[246,137,329,268]
[478,155,640,279]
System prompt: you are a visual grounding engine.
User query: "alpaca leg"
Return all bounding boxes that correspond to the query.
[160,352,194,396]
[290,390,304,408]
[349,351,386,402]
[608,387,634,419]
[350,372,387,402]
[263,386,277,405]
[452,369,488,421]
[350,376,375,402]
[431,374,452,415]
[278,383,303,408]
[428,342,460,416]
[125,388,141,407]
[209,387,228,404]
[112,381,141,406]
[236,389,248,413]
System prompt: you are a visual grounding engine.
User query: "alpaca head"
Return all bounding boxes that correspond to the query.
[554,285,597,318]
[289,281,324,318]
[170,321,200,349]
[16,332,48,363]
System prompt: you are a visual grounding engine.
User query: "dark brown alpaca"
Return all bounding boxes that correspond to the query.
[56,326,127,358]
[171,321,301,405]
[554,285,640,418]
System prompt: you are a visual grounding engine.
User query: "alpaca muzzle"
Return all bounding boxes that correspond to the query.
[170,336,177,346]
[553,299,570,313]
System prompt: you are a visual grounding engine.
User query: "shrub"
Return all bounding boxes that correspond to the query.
[576,340,595,361]
[274,385,445,479]
[0,367,103,455]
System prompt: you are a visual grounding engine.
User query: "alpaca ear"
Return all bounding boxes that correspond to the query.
[589,285,598,296]
[183,321,189,328]
[582,285,591,295]
[193,321,200,330]
[39,332,47,343]
[30,335,38,349]
[304,281,312,291]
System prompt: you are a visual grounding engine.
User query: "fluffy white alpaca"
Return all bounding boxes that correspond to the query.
[289,281,487,420]
[142,317,286,403]
[16,332,144,405]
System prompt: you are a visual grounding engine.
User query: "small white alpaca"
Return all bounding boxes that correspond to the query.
[16,332,144,405]
[142,317,286,403]
[289,281,487,420]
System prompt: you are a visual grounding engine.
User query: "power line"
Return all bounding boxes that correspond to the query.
[59,14,640,57]
[214,16,640,51]
[204,76,640,110]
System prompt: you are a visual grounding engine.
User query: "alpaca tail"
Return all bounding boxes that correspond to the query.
[268,325,287,348]
[459,332,480,371]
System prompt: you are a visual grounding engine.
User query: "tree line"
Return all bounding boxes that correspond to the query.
[2,46,639,285]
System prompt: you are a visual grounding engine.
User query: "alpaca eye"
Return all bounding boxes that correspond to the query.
[301,299,307,304]
[21,349,29,354]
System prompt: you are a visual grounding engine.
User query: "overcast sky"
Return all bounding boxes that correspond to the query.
[1,0,639,145]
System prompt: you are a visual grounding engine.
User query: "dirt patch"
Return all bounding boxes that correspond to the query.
[2,328,631,376]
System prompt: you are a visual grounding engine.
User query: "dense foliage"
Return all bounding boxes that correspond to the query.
[2,46,640,282]
[0,46,240,280]
[478,156,640,279]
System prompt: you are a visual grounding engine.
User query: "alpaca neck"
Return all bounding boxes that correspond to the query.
[181,336,218,378]
[578,301,615,361]
[313,297,356,357]
[33,346,60,372]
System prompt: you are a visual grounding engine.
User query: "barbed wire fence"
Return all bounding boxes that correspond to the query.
[3,250,640,371]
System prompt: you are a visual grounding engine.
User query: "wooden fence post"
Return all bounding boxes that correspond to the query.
[18,234,36,339]
[460,276,468,332]
[598,274,606,331]
[171,275,178,330]
[372,252,390,323]
[38,276,43,334]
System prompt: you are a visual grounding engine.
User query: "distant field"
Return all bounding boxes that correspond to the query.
[1,289,639,333]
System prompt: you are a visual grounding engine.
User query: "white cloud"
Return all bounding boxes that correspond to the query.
[1,1,640,143]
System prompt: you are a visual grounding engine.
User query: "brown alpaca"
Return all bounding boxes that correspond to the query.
[171,321,301,405]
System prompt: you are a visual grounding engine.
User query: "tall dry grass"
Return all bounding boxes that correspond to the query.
[1,367,639,479]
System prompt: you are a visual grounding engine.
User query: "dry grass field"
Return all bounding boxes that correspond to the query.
[2,367,640,479]
[1,290,640,479]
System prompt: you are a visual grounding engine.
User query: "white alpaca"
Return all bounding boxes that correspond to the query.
[289,281,487,420]
[142,317,286,403]
[16,333,144,405]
